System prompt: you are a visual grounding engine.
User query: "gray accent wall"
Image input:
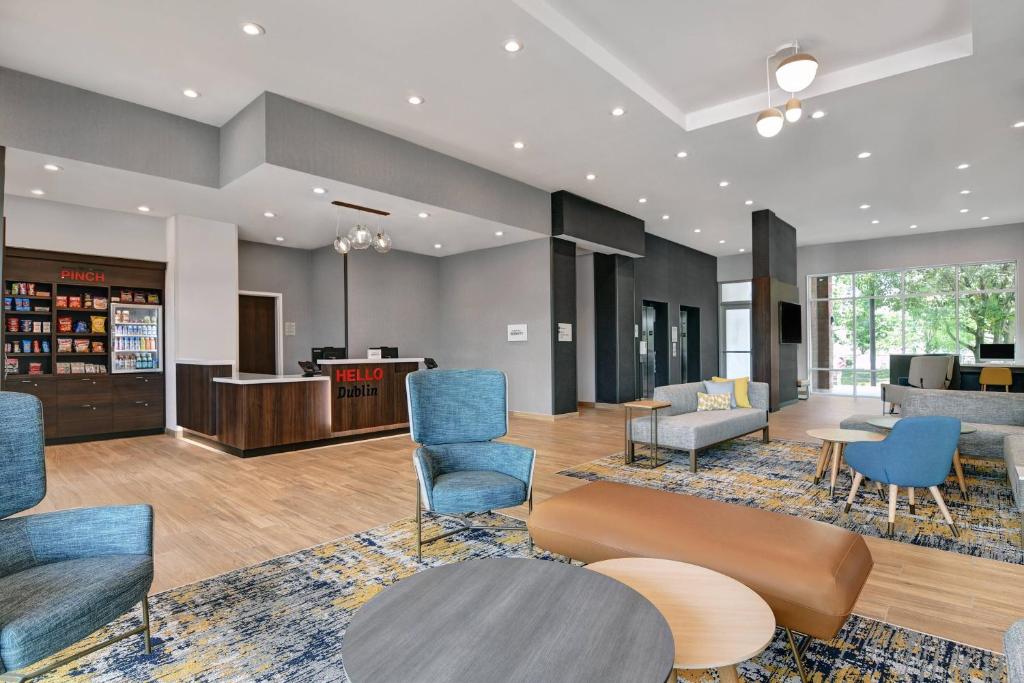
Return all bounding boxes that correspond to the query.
[237,240,314,370]
[439,239,553,414]
[0,67,219,187]
[576,253,596,403]
[220,94,267,187]
[310,246,347,350]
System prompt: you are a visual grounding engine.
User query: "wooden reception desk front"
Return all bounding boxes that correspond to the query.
[176,358,423,457]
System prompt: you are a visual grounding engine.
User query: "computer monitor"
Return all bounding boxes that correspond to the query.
[979,343,1015,361]
[312,346,347,363]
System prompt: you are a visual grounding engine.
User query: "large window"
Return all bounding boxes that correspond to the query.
[719,281,752,379]
[809,261,1016,396]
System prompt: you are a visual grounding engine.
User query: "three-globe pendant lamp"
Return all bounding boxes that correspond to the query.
[756,42,816,137]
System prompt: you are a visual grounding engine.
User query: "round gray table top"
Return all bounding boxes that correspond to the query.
[342,558,676,683]
[867,415,977,434]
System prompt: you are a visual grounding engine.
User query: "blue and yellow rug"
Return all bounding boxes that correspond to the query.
[558,437,1024,564]
[33,513,1005,681]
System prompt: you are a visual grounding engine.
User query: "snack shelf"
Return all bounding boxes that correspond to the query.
[55,308,108,313]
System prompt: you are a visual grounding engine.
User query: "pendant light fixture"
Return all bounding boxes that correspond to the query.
[755,56,783,138]
[330,200,393,255]
[775,41,818,93]
[332,209,351,254]
[347,223,373,250]
[785,96,803,122]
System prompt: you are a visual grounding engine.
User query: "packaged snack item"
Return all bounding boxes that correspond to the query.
[71,362,86,374]
[120,290,132,303]
[32,321,42,333]
[5,358,19,374]
[134,292,146,303]
[91,341,105,353]
[69,296,82,309]
[56,295,68,308]
[3,297,10,310]
[31,340,41,353]
[33,305,50,313]
[41,340,50,353]
[94,296,108,310]
[56,362,70,375]
[58,316,73,332]
[90,316,106,334]
[3,342,10,353]
[147,293,160,304]
[20,319,32,332]
[74,339,90,353]
[84,293,93,309]
[36,288,50,299]
[18,283,27,295]
[27,283,36,296]
[9,284,17,296]
[42,321,51,334]
[28,362,42,375]
[57,338,73,352]
[6,317,18,332]
[21,339,32,353]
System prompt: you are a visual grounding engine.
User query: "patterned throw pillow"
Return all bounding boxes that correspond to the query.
[697,392,732,411]
[703,380,736,407]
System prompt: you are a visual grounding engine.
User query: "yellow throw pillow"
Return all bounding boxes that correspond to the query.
[697,392,732,411]
[713,376,750,408]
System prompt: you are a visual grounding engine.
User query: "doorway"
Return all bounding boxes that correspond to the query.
[679,306,701,382]
[640,300,668,398]
[238,292,282,375]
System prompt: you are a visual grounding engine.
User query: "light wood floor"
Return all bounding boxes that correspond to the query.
[32,395,1024,654]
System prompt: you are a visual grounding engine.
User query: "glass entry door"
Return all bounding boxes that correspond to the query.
[640,304,657,398]
[722,304,751,379]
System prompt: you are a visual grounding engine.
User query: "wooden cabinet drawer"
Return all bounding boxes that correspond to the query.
[113,374,164,401]
[5,377,57,438]
[57,400,113,437]
[57,376,112,401]
[114,397,164,432]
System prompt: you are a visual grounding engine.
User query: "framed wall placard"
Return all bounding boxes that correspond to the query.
[507,323,528,342]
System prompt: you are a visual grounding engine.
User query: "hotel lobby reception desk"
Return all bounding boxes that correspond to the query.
[319,359,422,435]
[213,374,332,455]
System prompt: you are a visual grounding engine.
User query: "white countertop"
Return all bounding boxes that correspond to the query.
[177,359,236,366]
[317,358,424,365]
[213,373,330,385]
[961,363,1024,369]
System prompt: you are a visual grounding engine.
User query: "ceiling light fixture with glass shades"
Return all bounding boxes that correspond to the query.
[756,41,819,138]
[330,200,394,256]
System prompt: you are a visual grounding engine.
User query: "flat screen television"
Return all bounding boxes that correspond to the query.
[779,301,802,344]
[979,343,1015,361]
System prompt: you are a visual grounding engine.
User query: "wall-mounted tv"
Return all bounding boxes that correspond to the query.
[779,301,802,344]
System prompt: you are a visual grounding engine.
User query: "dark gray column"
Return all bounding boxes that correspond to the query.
[550,237,577,414]
[594,253,637,403]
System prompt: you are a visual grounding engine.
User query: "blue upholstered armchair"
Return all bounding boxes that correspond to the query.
[406,369,535,561]
[0,392,154,682]
[843,415,962,539]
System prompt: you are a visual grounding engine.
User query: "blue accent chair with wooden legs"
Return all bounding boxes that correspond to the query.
[0,392,154,682]
[406,369,535,561]
[842,415,962,538]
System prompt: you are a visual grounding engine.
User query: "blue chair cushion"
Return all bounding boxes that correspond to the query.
[430,470,527,514]
[0,555,153,671]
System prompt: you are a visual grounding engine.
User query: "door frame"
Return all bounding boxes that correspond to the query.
[238,290,284,375]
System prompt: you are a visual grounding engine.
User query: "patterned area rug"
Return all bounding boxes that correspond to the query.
[558,437,1024,564]
[33,514,1005,681]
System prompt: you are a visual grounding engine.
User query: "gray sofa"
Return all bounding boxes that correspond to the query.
[629,381,770,473]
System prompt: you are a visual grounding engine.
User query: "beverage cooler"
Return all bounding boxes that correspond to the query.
[111,302,162,373]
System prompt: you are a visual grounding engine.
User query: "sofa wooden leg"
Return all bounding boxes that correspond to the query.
[762,426,770,443]
[689,449,697,473]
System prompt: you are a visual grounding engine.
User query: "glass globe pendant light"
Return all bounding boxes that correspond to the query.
[785,96,802,123]
[348,223,372,250]
[372,231,392,254]
[332,210,351,254]
[755,56,783,138]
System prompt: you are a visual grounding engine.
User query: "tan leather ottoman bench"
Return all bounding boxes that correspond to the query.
[527,481,873,682]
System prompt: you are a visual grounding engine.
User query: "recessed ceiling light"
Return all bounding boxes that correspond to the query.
[407,95,424,105]
[719,239,726,244]
[275,236,285,242]
[638,197,647,203]
[744,200,753,206]
[585,173,597,181]
[29,189,45,196]
[859,204,871,210]
[418,212,430,219]
[43,163,62,172]
[513,141,525,150]
[263,211,276,218]
[1014,122,1024,128]
[675,151,688,158]
[661,215,670,220]
[611,106,625,117]
[739,248,746,253]
[960,208,969,213]
[909,224,918,229]
[857,152,872,159]
[503,39,522,53]
[981,216,991,221]
[137,205,151,213]
[957,163,970,170]
[182,88,200,99]
[434,243,443,249]
[694,228,701,233]
[719,180,729,188]
[811,110,826,119]
[495,231,504,236]
[960,189,971,195]
[241,22,265,36]
[871,219,880,224]
[312,187,326,195]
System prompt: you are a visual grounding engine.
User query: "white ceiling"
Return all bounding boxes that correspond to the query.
[0,0,1022,256]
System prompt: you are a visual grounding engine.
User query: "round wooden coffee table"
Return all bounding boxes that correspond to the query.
[586,558,775,682]
[806,428,886,497]
[342,558,676,682]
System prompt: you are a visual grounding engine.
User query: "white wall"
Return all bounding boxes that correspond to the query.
[165,215,239,427]
[576,253,595,403]
[4,195,166,261]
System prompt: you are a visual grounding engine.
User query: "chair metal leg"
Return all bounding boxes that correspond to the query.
[844,471,864,514]
[527,489,534,556]
[928,485,960,538]
[142,597,152,655]
[416,484,423,562]
[784,628,810,683]
[887,484,898,537]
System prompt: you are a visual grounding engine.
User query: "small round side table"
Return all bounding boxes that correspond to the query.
[806,428,886,497]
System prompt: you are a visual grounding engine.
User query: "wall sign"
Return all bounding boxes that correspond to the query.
[335,366,385,399]
[671,326,678,343]
[507,324,528,342]
[557,322,572,342]
[59,267,106,283]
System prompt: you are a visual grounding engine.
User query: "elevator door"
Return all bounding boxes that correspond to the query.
[640,304,657,398]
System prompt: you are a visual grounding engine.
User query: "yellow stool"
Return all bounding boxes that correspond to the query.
[980,366,1013,392]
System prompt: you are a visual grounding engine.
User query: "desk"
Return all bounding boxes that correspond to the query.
[958,363,1024,392]
[318,358,422,435]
